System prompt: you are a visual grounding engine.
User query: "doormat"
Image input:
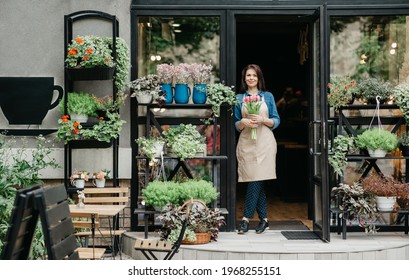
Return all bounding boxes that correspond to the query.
[281,230,320,240]
[236,220,308,231]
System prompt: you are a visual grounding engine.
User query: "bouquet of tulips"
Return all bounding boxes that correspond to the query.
[243,95,262,140]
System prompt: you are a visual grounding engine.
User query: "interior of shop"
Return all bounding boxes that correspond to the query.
[235,16,312,228]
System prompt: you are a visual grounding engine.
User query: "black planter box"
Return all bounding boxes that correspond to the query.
[65,66,115,81]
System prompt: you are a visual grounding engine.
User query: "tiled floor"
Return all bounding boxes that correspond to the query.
[123,230,409,260]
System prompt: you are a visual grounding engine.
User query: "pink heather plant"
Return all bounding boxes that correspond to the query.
[173,63,191,84]
[189,63,213,84]
[156,63,174,84]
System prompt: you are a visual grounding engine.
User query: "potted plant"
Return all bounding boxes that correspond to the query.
[355,127,398,157]
[189,63,213,104]
[327,75,357,110]
[163,124,206,160]
[70,170,89,188]
[173,63,191,104]
[356,77,393,104]
[398,131,409,156]
[65,35,130,94]
[393,83,409,125]
[92,169,110,188]
[329,134,356,176]
[156,63,175,104]
[129,74,163,103]
[157,200,225,244]
[58,91,98,122]
[135,136,166,163]
[92,93,128,120]
[205,82,237,124]
[331,182,378,233]
[361,174,398,211]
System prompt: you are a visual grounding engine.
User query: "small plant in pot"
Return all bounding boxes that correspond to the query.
[92,169,110,188]
[331,182,378,233]
[142,180,181,210]
[356,77,393,104]
[327,75,357,110]
[157,200,225,244]
[59,91,98,122]
[129,74,164,104]
[361,174,398,211]
[355,127,398,157]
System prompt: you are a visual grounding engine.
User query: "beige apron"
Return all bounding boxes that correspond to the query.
[236,98,277,182]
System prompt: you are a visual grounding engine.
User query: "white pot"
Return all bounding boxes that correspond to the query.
[376,196,396,211]
[93,178,105,188]
[368,149,387,157]
[136,94,153,104]
[70,114,88,123]
[73,179,85,189]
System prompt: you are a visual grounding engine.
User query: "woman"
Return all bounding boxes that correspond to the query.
[234,64,280,234]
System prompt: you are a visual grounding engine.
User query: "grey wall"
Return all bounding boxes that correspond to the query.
[0,0,133,178]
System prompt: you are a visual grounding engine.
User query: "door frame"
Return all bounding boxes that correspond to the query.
[229,6,329,241]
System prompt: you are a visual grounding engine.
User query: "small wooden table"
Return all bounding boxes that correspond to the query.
[69,204,126,257]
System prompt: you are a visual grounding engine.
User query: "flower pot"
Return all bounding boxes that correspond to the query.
[376,196,396,211]
[70,114,88,123]
[368,149,387,157]
[65,66,115,81]
[72,179,85,189]
[0,77,63,125]
[136,94,153,104]
[93,178,105,188]
[192,84,207,104]
[161,83,174,104]
[174,84,191,104]
[182,232,211,245]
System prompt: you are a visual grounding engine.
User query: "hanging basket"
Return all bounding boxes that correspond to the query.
[65,66,115,81]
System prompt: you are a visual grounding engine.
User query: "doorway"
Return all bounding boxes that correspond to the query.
[235,16,312,229]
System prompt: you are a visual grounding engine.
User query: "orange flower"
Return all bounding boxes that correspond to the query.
[73,128,79,134]
[83,55,89,61]
[75,37,84,44]
[73,121,79,127]
[99,117,104,121]
[86,48,93,54]
[105,57,111,62]
[67,48,78,55]
[62,118,68,123]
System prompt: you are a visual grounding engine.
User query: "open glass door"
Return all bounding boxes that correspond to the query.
[309,5,330,242]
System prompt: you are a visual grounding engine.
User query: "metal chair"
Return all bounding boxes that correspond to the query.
[134,198,193,260]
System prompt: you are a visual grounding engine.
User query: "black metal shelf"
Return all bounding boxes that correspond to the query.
[0,129,57,136]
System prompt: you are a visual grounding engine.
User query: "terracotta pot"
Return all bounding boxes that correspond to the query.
[182,232,211,245]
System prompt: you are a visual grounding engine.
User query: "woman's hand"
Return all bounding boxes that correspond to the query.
[248,114,263,124]
[241,117,258,128]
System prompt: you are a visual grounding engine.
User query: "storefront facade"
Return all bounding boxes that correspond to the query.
[130,0,409,241]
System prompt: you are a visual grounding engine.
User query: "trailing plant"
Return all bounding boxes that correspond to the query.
[0,134,60,259]
[56,111,126,144]
[205,82,238,124]
[355,128,398,152]
[357,77,393,104]
[329,135,356,176]
[331,182,378,234]
[393,83,409,124]
[58,92,98,117]
[157,201,225,243]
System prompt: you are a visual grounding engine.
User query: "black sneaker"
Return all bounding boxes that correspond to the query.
[255,220,269,234]
[237,220,249,234]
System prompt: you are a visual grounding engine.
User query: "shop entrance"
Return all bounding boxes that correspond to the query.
[235,16,312,229]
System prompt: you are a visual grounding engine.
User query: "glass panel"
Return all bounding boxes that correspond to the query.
[137,16,220,78]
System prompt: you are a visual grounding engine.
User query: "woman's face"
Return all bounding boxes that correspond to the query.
[245,68,258,88]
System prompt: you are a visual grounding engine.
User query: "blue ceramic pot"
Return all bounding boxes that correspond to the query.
[161,83,174,104]
[192,84,207,104]
[174,84,191,104]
